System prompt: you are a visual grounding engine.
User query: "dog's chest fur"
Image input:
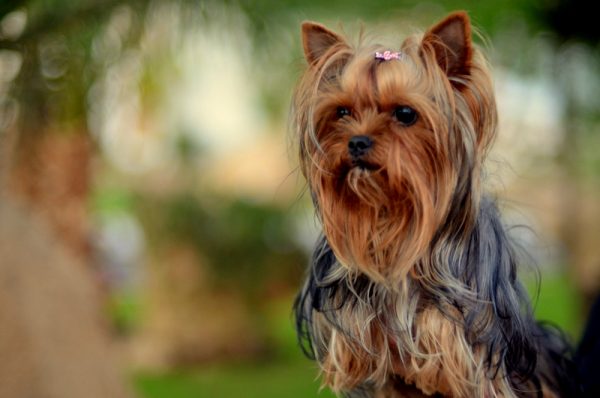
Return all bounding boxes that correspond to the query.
[302,248,513,397]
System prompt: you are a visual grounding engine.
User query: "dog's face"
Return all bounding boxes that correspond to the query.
[293,13,497,283]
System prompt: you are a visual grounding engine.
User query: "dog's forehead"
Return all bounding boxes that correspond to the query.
[339,47,423,104]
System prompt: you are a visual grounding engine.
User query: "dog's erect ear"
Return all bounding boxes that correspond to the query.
[302,21,344,64]
[422,11,473,76]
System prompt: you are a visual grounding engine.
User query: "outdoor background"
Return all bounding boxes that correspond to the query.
[0,0,598,397]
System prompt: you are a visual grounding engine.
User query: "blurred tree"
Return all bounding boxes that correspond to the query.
[1,0,148,258]
[0,4,143,395]
[0,194,133,398]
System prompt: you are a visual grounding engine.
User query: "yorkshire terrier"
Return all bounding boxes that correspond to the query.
[292,11,577,398]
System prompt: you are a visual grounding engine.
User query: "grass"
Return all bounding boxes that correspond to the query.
[135,361,334,398]
[133,272,583,398]
[133,296,336,398]
[526,271,584,340]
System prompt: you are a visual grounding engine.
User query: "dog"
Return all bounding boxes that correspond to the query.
[292,11,578,397]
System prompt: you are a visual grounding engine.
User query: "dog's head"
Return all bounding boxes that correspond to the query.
[292,12,497,283]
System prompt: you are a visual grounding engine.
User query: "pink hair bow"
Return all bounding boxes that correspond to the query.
[374,50,403,61]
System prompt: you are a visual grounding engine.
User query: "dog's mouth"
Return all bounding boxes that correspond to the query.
[351,160,379,172]
[334,160,383,190]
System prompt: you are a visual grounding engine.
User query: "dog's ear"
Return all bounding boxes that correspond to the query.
[301,21,344,64]
[422,11,473,76]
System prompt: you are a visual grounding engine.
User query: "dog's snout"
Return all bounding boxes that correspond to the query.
[348,135,373,158]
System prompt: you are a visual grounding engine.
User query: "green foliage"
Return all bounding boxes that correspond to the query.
[137,192,306,297]
[108,292,143,335]
[91,188,136,215]
[236,0,542,38]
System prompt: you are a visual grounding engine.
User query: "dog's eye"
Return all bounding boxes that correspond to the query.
[336,106,351,119]
[392,106,418,126]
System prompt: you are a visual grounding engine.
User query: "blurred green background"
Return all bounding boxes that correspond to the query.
[0,0,598,397]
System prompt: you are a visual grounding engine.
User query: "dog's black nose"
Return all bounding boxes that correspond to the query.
[348,135,373,159]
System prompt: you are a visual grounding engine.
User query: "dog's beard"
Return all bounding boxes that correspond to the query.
[308,140,454,285]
